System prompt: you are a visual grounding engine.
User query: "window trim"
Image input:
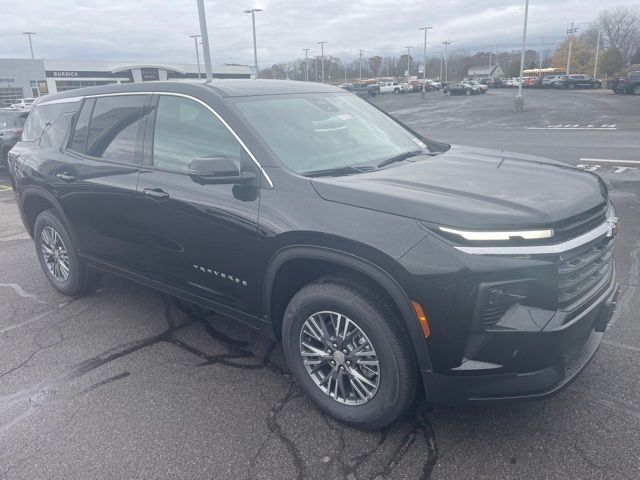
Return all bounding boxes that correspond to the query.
[79,91,274,188]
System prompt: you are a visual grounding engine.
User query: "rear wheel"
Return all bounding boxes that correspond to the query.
[394,88,400,95]
[465,89,471,96]
[282,275,416,429]
[569,83,576,89]
[633,85,640,95]
[34,209,96,296]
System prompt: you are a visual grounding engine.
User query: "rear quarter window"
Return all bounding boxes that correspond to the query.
[21,101,80,142]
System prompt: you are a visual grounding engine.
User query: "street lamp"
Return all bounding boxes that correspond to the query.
[244,8,262,79]
[442,41,452,82]
[419,26,433,95]
[566,22,578,75]
[405,46,412,81]
[189,34,202,79]
[515,0,530,112]
[22,32,36,59]
[196,0,213,82]
[318,41,327,83]
[359,49,364,82]
[302,48,310,82]
[594,27,602,79]
[538,36,544,71]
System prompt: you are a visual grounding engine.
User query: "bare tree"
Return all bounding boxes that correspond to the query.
[598,5,640,62]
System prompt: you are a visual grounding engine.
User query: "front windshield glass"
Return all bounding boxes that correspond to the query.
[234,92,427,174]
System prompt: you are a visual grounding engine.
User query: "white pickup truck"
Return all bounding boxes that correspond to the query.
[379,82,402,94]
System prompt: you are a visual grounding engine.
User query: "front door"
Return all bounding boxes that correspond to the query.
[136,93,261,321]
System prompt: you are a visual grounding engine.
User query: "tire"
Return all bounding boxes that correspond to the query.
[569,83,576,89]
[445,91,451,96]
[465,89,471,96]
[394,88,400,95]
[282,275,417,430]
[34,209,96,296]
[634,85,640,96]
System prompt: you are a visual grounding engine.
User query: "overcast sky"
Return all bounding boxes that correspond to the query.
[1,1,638,66]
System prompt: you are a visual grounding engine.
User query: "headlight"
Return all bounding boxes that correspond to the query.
[438,226,554,242]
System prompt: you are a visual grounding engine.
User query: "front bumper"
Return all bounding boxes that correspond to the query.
[422,277,619,405]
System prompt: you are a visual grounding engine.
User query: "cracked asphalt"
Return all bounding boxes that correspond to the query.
[1,88,639,479]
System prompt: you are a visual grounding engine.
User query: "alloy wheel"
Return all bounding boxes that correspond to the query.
[299,311,380,405]
[40,226,70,282]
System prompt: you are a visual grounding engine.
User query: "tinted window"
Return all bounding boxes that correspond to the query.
[69,98,94,154]
[39,112,75,150]
[152,95,242,172]
[85,95,148,163]
[21,101,80,142]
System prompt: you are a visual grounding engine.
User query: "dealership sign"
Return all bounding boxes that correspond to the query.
[52,71,80,77]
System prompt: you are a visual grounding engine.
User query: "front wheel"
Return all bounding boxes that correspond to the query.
[394,88,400,95]
[282,276,417,429]
[465,89,471,96]
[633,85,640,96]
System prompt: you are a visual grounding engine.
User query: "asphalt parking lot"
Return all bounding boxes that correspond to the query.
[1,87,639,480]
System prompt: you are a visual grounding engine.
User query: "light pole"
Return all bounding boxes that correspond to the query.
[538,36,545,70]
[189,34,202,79]
[244,8,262,80]
[594,28,602,79]
[22,32,36,59]
[359,49,364,82]
[566,22,578,75]
[314,56,319,82]
[439,53,443,80]
[442,41,451,82]
[318,41,327,83]
[302,48,310,82]
[515,0,530,112]
[196,0,213,82]
[405,46,412,82]
[419,26,433,95]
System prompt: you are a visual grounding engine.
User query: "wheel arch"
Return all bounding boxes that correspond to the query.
[20,186,76,243]
[263,245,433,371]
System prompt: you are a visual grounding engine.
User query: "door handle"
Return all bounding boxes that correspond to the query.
[56,173,77,183]
[143,187,170,201]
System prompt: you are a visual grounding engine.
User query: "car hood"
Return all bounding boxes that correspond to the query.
[310,145,608,229]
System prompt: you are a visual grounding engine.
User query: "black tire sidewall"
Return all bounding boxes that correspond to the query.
[34,209,86,296]
[282,284,412,428]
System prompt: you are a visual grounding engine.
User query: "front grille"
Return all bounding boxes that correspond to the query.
[557,236,614,310]
[552,204,607,242]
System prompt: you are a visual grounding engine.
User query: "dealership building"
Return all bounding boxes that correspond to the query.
[0,58,251,106]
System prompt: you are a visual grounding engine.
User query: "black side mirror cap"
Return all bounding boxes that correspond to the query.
[187,156,256,185]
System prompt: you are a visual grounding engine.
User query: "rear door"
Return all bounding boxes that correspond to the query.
[55,94,152,271]
[136,93,261,320]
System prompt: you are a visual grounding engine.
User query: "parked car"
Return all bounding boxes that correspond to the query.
[10,98,36,111]
[0,109,29,165]
[379,82,402,94]
[443,82,474,95]
[541,75,560,88]
[8,81,619,429]
[340,83,379,98]
[609,70,640,95]
[464,80,488,93]
[427,79,442,90]
[504,78,520,88]
[555,74,601,89]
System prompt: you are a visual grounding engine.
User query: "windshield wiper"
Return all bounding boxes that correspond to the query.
[377,150,423,168]
[302,165,376,177]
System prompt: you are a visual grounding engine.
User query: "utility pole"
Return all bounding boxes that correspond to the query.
[386,57,389,78]
[22,32,36,59]
[419,26,433,96]
[442,41,451,82]
[405,46,412,80]
[344,63,347,82]
[566,22,578,75]
[359,49,364,82]
[302,48,310,81]
[489,48,492,69]
[515,0,529,112]
[314,56,318,82]
[189,34,202,79]
[594,28,601,79]
[317,41,327,83]
[196,0,213,82]
[439,53,443,80]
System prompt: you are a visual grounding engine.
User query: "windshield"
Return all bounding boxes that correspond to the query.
[234,92,429,175]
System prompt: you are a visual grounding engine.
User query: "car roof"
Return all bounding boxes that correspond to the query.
[35,79,343,105]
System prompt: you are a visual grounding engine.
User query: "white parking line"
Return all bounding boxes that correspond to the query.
[0,184,13,192]
[579,158,640,164]
[527,126,616,130]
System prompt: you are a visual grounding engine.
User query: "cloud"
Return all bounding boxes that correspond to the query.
[1,0,637,65]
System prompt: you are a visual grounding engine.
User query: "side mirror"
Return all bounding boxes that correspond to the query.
[187,156,256,185]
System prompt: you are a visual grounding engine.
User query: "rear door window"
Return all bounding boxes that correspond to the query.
[21,101,81,142]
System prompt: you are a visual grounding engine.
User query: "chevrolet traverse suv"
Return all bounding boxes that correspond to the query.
[8,81,619,429]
